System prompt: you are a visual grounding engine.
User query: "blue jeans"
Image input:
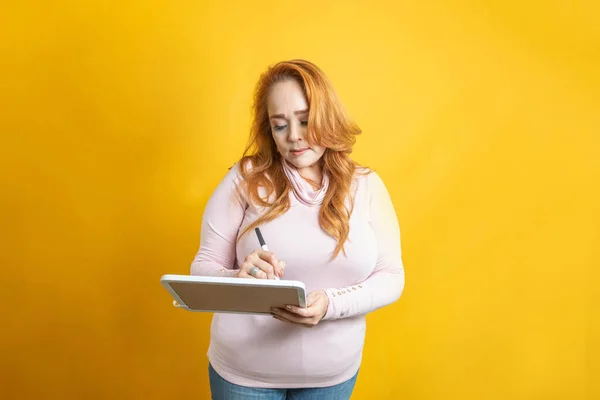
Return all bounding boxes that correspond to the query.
[208,363,358,400]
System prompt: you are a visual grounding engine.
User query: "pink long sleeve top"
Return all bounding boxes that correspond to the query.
[190,161,405,388]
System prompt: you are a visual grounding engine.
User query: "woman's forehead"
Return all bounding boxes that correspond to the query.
[267,81,308,116]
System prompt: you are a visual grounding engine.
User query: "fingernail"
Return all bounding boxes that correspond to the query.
[285,305,292,310]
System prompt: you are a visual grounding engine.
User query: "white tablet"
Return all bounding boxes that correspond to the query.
[160,274,307,315]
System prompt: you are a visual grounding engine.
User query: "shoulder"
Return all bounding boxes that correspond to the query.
[228,156,263,177]
[219,159,253,193]
[223,161,243,183]
[353,166,390,199]
[353,165,382,186]
[225,157,255,180]
[223,156,268,198]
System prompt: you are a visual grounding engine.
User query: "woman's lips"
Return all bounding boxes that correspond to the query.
[290,148,309,156]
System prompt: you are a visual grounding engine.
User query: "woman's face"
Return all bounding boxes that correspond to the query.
[267,79,326,173]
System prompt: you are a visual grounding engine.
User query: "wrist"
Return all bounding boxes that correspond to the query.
[321,289,336,321]
[320,289,329,319]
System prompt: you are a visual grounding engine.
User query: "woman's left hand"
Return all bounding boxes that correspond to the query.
[271,290,329,327]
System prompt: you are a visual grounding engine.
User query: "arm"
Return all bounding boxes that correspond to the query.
[190,163,247,277]
[321,172,405,320]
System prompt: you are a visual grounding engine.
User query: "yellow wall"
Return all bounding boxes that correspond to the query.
[1,1,598,399]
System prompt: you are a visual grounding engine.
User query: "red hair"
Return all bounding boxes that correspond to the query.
[237,59,365,259]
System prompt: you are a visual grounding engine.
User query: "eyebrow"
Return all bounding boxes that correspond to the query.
[269,109,309,120]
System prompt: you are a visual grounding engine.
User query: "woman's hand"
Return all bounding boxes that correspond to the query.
[271,290,329,327]
[235,249,285,280]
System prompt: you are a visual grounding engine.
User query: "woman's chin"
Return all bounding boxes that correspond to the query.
[284,156,318,169]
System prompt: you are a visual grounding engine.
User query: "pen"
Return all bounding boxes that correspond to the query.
[254,227,280,280]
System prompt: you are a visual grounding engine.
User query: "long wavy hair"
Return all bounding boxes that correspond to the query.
[237,59,364,259]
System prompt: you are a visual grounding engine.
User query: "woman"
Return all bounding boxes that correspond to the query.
[191,59,405,399]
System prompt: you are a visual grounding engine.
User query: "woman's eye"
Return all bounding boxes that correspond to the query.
[273,125,287,131]
[301,120,308,126]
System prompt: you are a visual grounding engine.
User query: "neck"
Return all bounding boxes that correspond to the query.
[297,162,323,188]
[281,157,330,207]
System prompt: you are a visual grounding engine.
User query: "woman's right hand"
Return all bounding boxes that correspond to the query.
[235,250,285,279]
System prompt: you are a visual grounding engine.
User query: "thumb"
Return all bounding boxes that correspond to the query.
[307,290,324,307]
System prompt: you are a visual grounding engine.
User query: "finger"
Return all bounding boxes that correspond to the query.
[272,314,297,325]
[272,312,315,328]
[240,261,269,279]
[306,289,328,307]
[272,314,312,327]
[281,305,314,318]
[278,261,286,278]
[246,261,272,279]
[270,255,286,278]
[244,253,275,279]
[250,268,268,279]
[256,251,280,278]
[251,255,276,279]
[269,254,282,277]
[236,270,255,279]
[272,306,315,321]
[271,311,299,324]
[256,251,285,278]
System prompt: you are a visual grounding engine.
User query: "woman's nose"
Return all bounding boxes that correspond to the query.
[288,121,302,142]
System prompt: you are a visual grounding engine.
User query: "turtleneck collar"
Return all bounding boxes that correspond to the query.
[281,158,329,206]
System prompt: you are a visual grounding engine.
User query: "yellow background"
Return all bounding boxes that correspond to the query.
[1,1,598,399]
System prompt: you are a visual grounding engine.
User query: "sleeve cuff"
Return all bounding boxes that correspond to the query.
[322,288,338,321]
[218,267,238,277]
